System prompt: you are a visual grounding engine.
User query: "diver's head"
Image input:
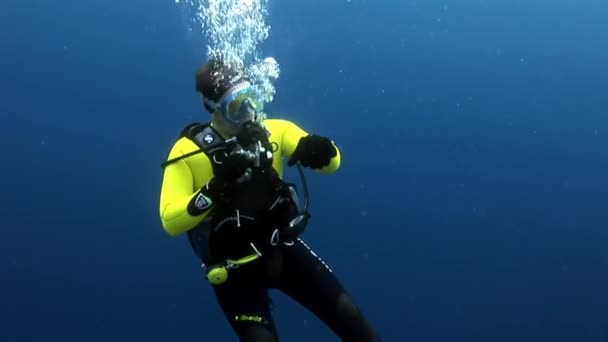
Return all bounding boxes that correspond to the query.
[195,60,262,137]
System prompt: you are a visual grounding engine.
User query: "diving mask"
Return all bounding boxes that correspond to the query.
[222,93,260,125]
[206,81,263,125]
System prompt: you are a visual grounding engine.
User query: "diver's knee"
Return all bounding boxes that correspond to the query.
[336,293,381,342]
[336,293,362,320]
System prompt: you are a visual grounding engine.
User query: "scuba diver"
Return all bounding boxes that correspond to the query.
[158,59,380,342]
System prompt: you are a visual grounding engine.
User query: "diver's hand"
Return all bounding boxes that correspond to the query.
[187,148,256,215]
[288,135,337,169]
[199,149,254,202]
[215,148,256,185]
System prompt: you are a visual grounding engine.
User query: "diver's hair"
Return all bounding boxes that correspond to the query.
[195,59,246,104]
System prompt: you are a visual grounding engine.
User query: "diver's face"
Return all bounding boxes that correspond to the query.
[211,109,252,137]
[211,110,236,137]
[206,82,263,137]
[224,96,257,125]
[211,97,260,137]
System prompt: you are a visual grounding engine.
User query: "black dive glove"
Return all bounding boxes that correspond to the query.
[214,148,256,185]
[288,134,337,169]
[187,148,255,216]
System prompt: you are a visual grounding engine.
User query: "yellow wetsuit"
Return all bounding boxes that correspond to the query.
[159,118,341,237]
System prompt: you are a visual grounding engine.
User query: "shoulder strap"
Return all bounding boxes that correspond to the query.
[160,122,227,169]
[186,123,226,153]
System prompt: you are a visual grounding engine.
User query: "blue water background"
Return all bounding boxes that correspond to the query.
[1,0,607,341]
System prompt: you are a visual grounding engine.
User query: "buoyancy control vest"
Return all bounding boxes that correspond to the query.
[161,122,310,262]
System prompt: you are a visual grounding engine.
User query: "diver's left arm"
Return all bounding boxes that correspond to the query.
[274,119,341,173]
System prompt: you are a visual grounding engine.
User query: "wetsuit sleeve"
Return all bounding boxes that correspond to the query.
[159,138,214,237]
[276,119,341,174]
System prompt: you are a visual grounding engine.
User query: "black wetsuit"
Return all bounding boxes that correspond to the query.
[180,123,380,341]
[189,225,380,342]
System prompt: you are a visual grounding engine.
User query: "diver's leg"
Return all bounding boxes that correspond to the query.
[277,239,381,341]
[212,278,279,342]
[190,222,279,341]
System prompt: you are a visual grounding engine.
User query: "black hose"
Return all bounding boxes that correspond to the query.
[296,163,309,211]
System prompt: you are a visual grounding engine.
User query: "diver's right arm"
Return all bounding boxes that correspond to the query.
[159,138,215,237]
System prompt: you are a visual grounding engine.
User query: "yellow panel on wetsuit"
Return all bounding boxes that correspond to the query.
[158,119,342,237]
[159,135,214,237]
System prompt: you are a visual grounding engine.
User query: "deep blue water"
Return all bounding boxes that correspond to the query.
[2,0,607,341]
